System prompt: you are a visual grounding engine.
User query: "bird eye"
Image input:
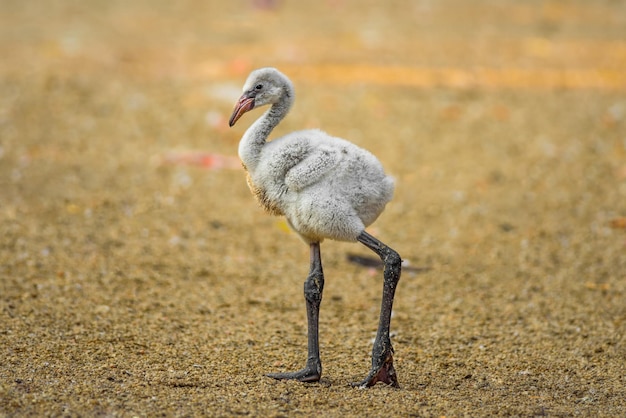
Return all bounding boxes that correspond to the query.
[255,84,263,90]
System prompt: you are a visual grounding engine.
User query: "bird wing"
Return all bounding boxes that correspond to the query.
[284,145,341,191]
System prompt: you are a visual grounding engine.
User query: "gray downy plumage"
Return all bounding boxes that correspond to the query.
[229,67,402,388]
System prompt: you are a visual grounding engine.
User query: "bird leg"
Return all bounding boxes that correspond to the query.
[267,242,324,383]
[352,231,402,389]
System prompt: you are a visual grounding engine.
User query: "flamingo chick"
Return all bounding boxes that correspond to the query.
[229,67,402,388]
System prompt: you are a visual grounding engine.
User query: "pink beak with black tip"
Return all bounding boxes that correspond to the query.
[229,94,255,127]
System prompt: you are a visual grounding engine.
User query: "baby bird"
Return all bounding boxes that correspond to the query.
[229,67,401,388]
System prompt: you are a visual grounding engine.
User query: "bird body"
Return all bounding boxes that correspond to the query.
[229,67,402,388]
[244,129,394,243]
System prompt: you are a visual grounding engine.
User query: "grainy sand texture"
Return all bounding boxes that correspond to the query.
[1,1,625,416]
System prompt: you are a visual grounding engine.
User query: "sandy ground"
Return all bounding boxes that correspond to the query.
[1,1,625,416]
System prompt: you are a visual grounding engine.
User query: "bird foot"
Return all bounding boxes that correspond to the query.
[351,351,400,389]
[267,365,321,383]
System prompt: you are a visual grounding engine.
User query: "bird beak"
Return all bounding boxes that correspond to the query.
[229,94,255,127]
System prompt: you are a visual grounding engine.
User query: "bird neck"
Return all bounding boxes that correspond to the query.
[238,94,292,171]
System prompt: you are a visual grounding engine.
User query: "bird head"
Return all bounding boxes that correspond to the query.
[229,67,294,127]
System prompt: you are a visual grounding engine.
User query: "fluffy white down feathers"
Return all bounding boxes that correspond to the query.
[231,67,394,243]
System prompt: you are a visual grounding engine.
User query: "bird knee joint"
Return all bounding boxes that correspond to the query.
[383,249,401,285]
[385,249,401,269]
[304,275,324,303]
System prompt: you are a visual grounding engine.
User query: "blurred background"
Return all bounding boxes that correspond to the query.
[1,1,625,416]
